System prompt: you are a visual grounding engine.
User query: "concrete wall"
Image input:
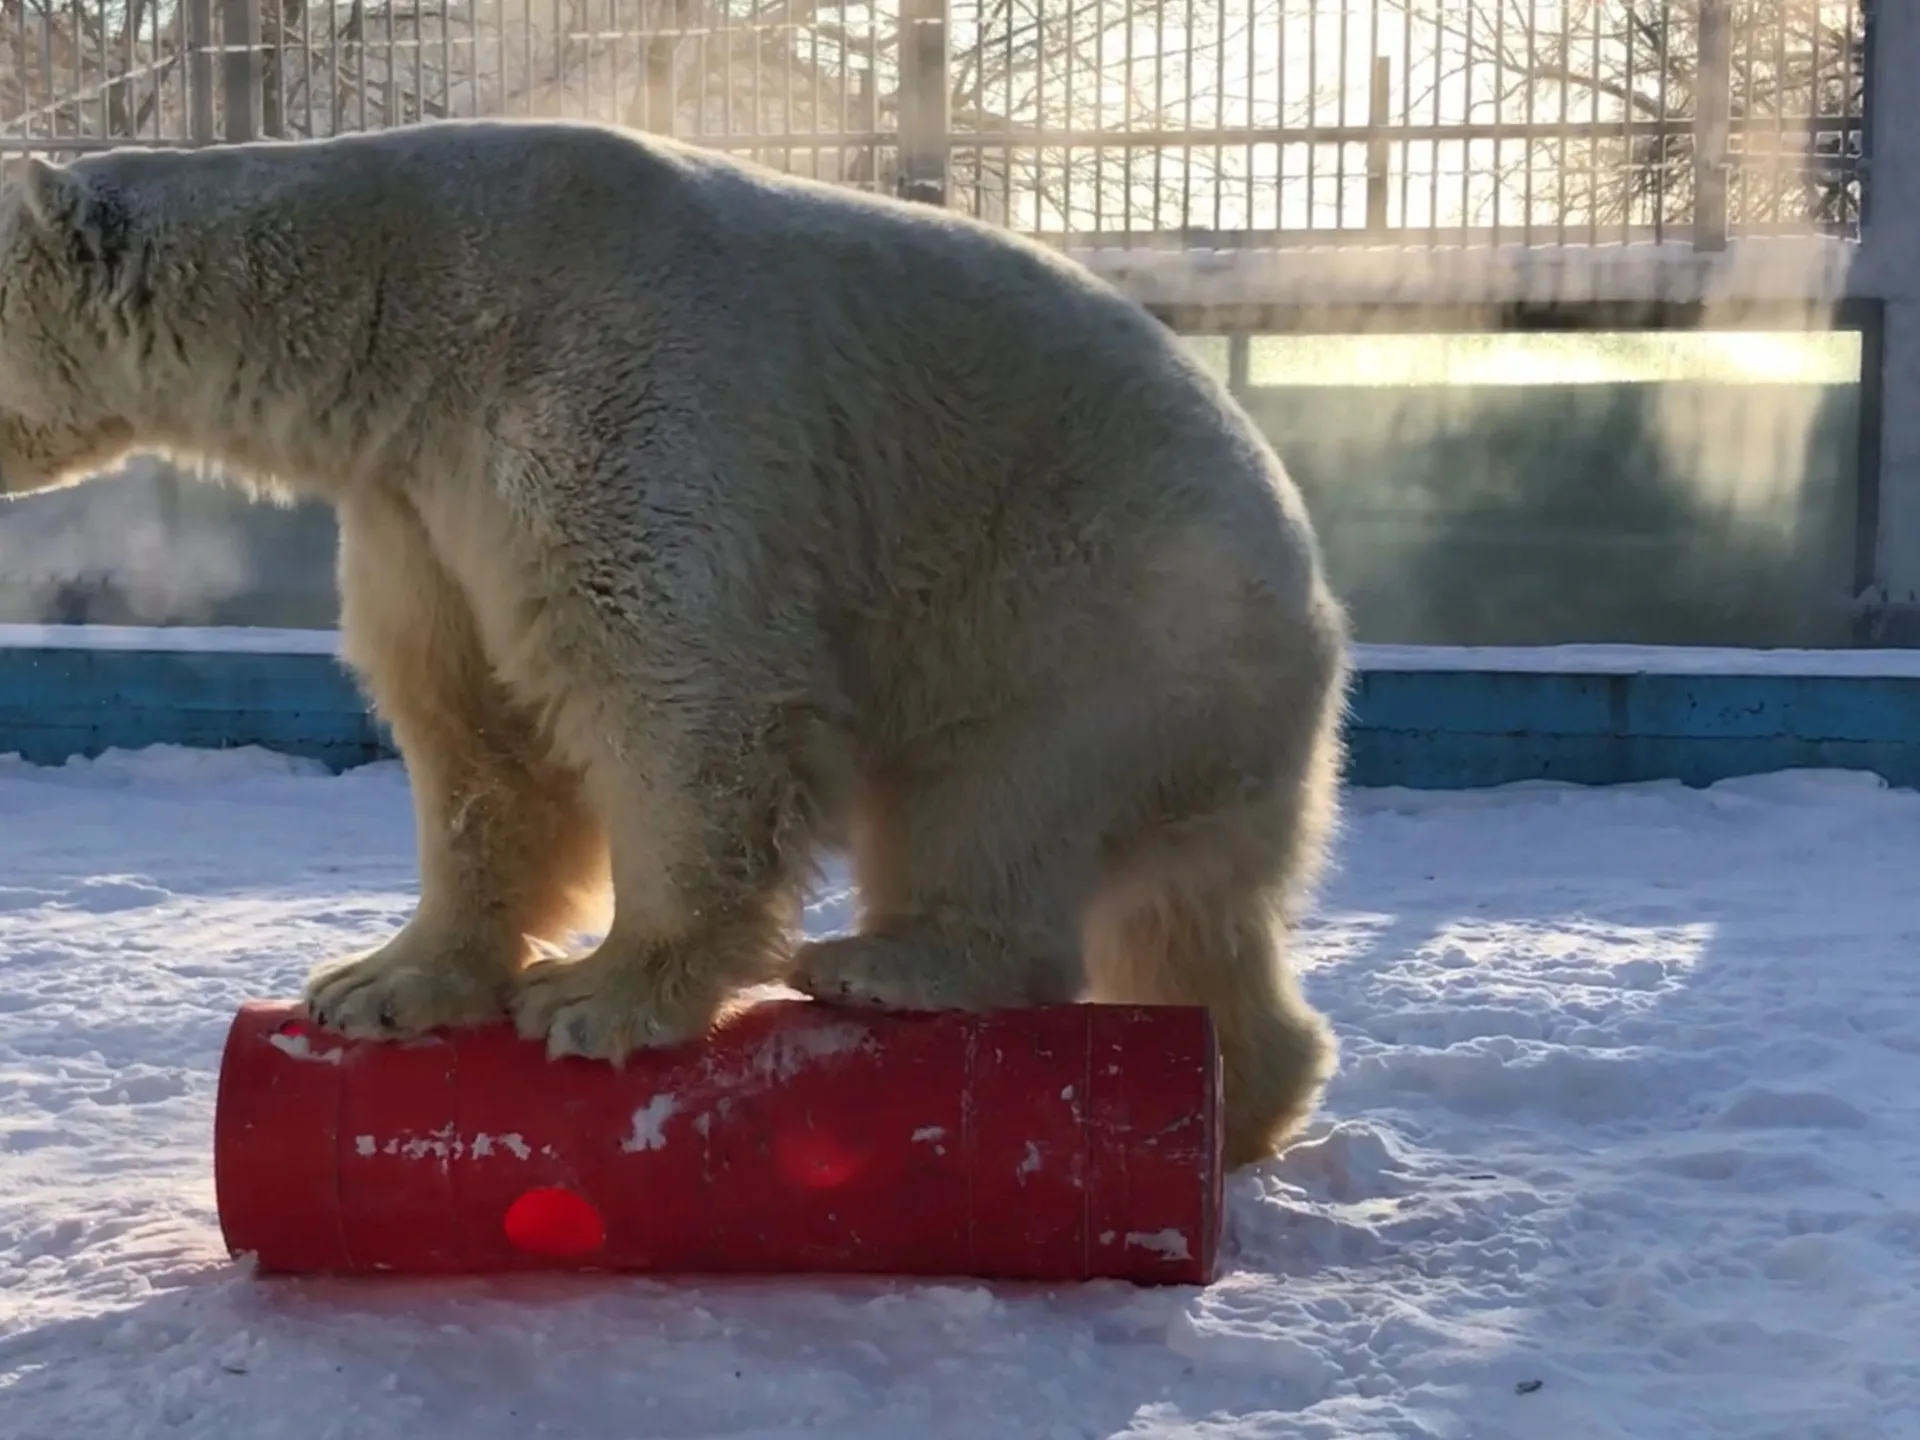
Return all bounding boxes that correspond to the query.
[10,628,1920,790]
[1234,378,1864,649]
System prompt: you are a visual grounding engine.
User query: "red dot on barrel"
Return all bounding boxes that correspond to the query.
[776,1130,864,1189]
[504,1186,606,1258]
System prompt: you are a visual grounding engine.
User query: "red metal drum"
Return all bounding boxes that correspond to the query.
[213,996,1223,1285]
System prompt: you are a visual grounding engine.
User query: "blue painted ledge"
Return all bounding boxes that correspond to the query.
[4,627,1920,791]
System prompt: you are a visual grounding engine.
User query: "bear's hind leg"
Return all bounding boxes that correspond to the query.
[303,491,608,1040]
[1080,694,1346,1169]
[1080,828,1338,1169]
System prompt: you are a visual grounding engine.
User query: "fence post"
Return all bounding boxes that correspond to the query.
[261,0,289,138]
[897,0,950,206]
[186,0,216,142]
[1693,0,1731,251]
[221,0,262,143]
[1367,55,1391,233]
[640,0,687,134]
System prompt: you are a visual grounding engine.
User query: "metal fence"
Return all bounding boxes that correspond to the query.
[0,0,1874,251]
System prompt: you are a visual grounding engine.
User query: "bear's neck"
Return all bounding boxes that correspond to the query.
[134,363,349,505]
[120,176,423,501]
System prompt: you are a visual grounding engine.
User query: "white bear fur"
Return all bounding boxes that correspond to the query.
[0,119,1351,1167]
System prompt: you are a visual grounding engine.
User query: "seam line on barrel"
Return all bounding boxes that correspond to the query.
[964,1017,977,1274]
[331,1035,352,1270]
[1082,1007,1093,1281]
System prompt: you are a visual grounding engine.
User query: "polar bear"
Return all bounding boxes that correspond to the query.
[0,119,1350,1168]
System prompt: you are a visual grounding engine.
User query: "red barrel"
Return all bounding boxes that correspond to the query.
[214,996,1223,1285]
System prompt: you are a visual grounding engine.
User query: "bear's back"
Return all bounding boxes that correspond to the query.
[179,119,1204,402]
[81,117,1224,446]
[76,119,1303,601]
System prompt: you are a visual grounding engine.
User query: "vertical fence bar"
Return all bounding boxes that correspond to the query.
[261,0,286,138]
[642,0,678,133]
[1859,0,1878,230]
[896,0,949,205]
[187,0,217,141]
[1693,0,1731,251]
[1227,334,1249,393]
[1366,53,1390,234]
[223,0,262,142]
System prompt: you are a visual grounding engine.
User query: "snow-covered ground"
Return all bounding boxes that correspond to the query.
[3,744,1918,1439]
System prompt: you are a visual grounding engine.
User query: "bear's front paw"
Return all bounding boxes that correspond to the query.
[303,923,517,1040]
[790,934,974,1011]
[511,948,720,1062]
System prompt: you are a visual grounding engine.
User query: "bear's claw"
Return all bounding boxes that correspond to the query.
[302,939,514,1040]
[511,952,717,1062]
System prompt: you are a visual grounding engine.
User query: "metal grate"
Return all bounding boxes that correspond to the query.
[0,0,1874,247]
[939,0,1872,247]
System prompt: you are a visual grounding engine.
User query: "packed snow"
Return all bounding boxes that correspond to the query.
[3,743,1918,1439]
